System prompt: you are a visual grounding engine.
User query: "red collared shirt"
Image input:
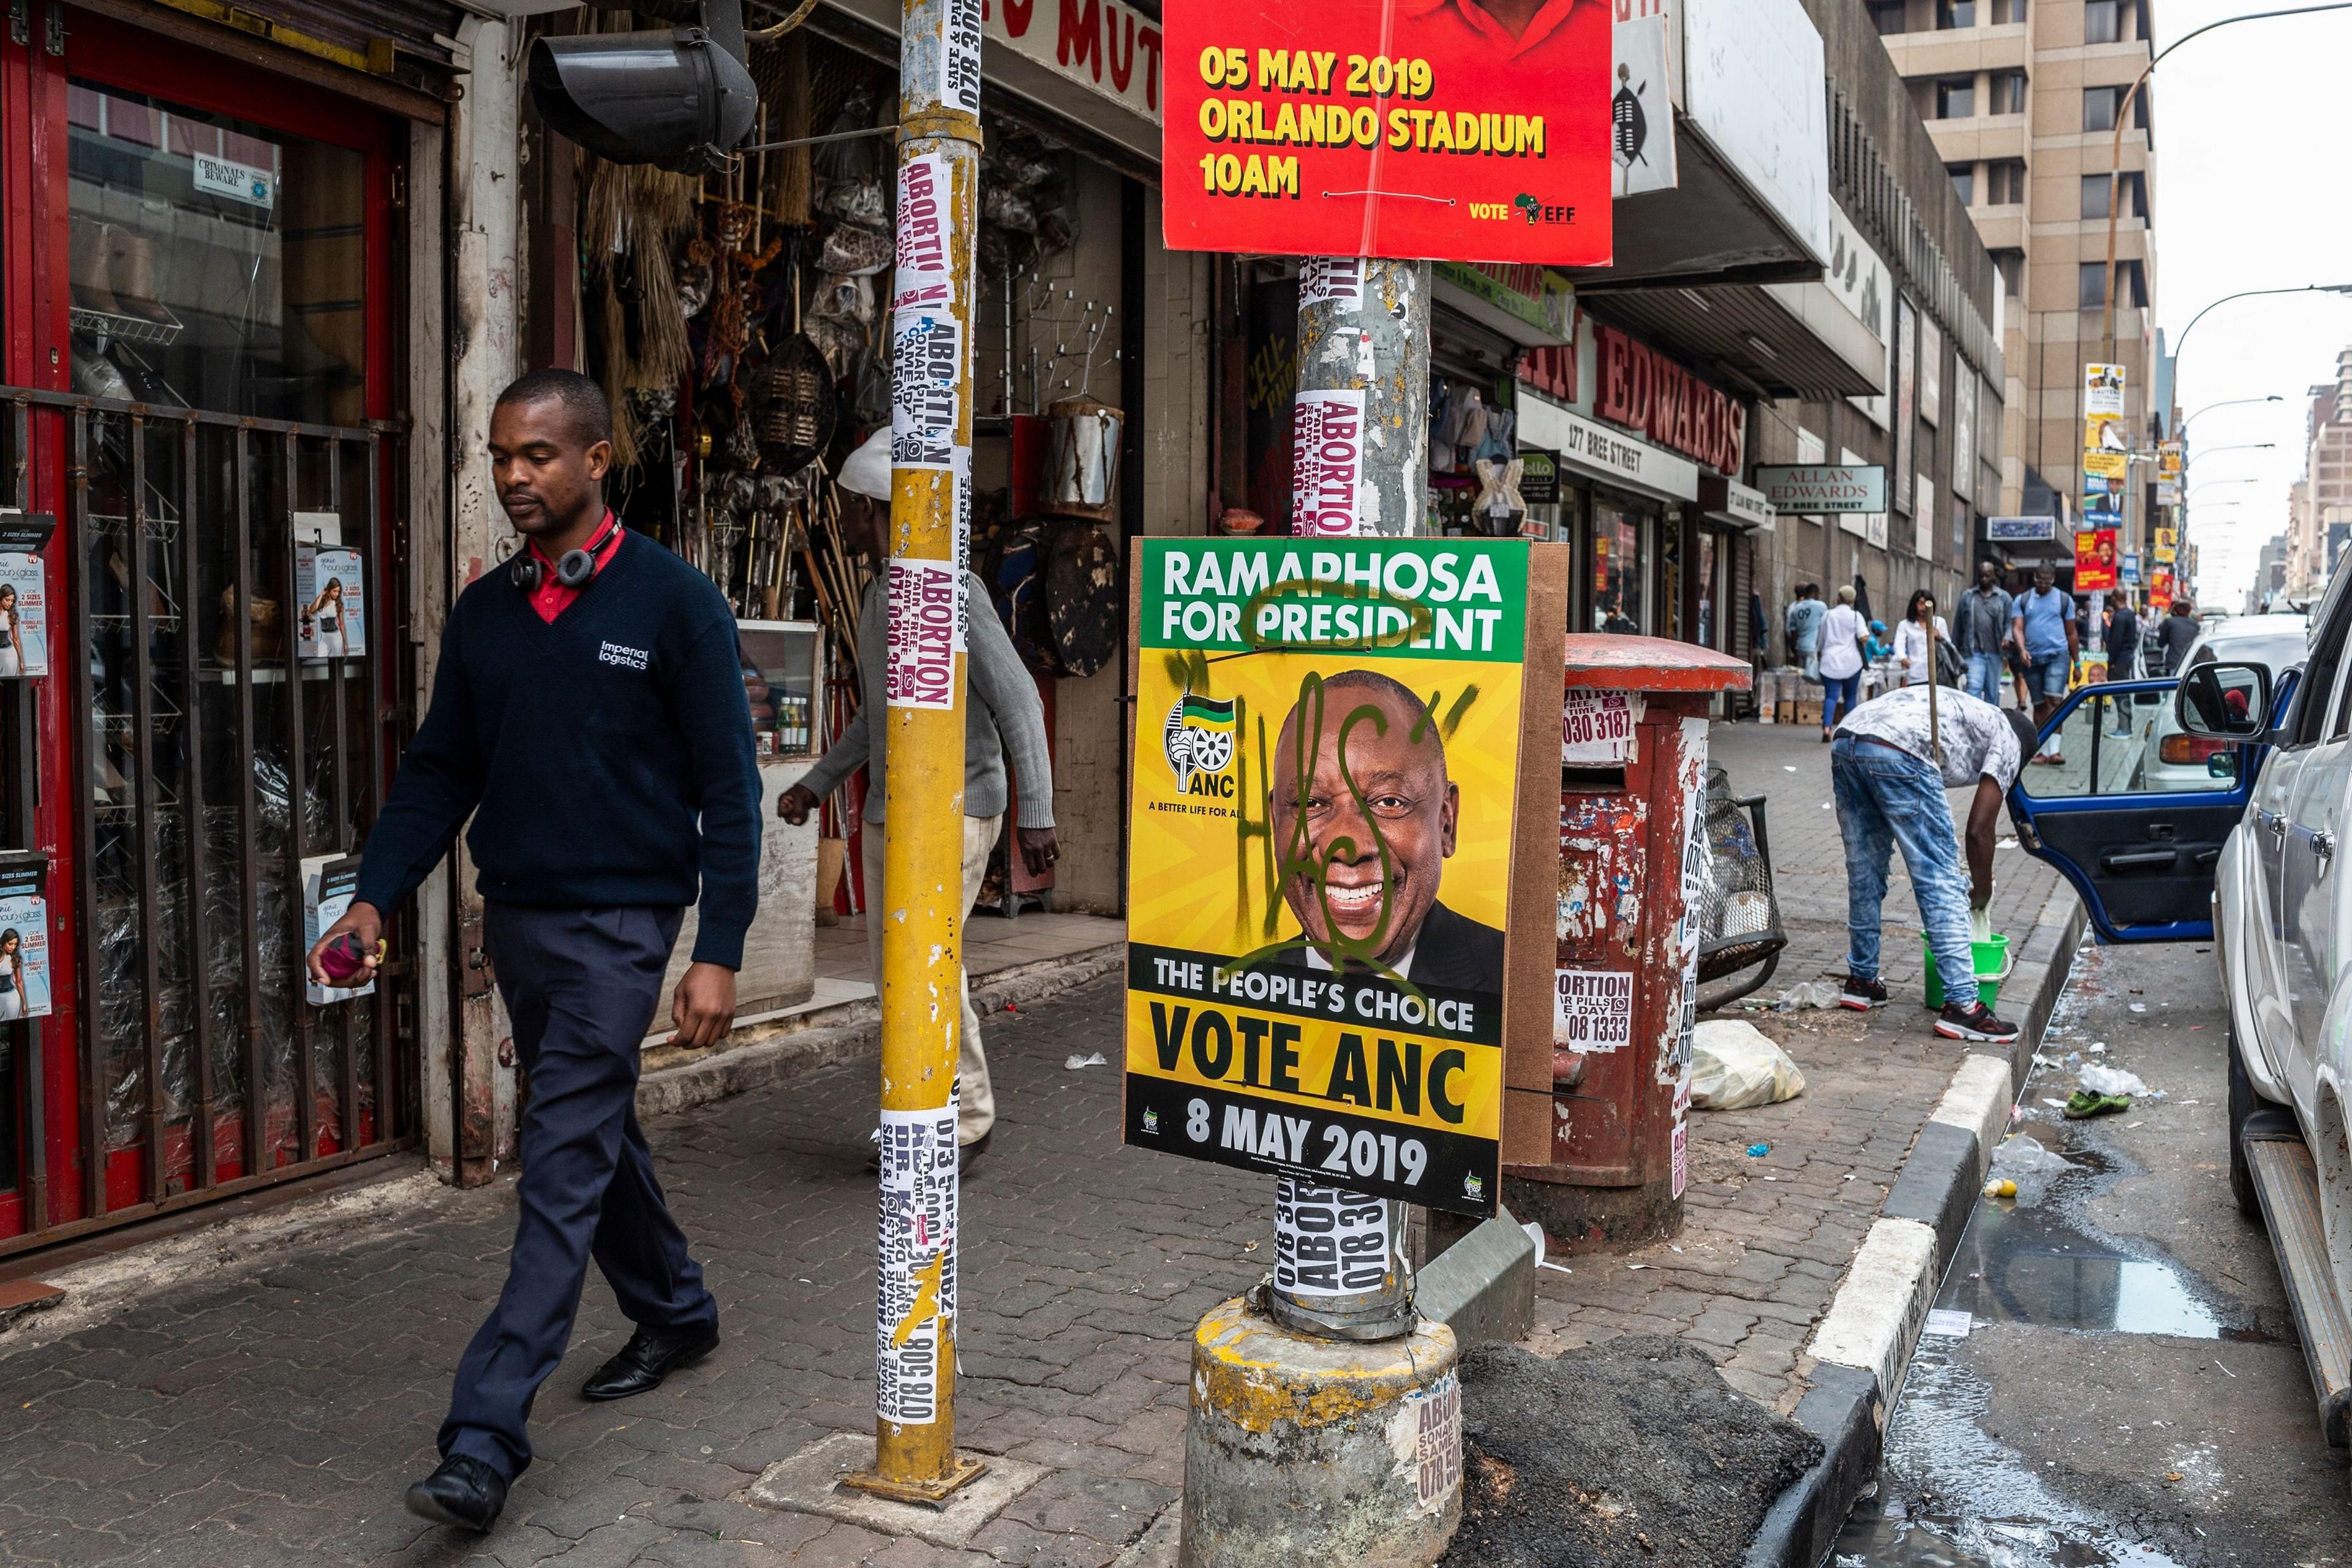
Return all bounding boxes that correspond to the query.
[1397,0,1588,56]
[527,513,625,624]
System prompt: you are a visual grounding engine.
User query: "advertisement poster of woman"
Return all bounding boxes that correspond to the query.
[296,543,366,658]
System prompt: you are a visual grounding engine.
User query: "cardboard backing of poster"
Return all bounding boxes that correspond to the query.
[1162,1,1611,264]
[1123,538,1567,1216]
[0,514,54,679]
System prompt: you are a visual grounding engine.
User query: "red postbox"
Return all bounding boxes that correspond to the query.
[1504,636,1752,1250]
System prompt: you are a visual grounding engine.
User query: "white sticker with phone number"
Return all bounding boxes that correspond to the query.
[1562,690,1642,764]
[1553,968,1634,1053]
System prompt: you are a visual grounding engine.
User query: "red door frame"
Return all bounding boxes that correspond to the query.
[0,9,402,1237]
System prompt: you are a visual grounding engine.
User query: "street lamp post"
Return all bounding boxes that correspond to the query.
[2171,285,2352,373]
[2101,2,2352,359]
[2183,394,2283,430]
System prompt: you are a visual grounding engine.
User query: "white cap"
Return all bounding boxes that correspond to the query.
[837,427,892,500]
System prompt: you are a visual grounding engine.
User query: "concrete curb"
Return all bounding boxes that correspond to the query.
[635,944,1126,1120]
[1744,883,2089,1568]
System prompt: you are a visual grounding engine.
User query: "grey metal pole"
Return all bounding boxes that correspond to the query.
[1265,255,1433,1343]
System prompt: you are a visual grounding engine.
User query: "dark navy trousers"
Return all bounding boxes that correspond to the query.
[441,903,717,1480]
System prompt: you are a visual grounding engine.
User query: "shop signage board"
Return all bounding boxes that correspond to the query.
[1593,324,1744,474]
[1754,464,1885,513]
[1125,537,1531,1216]
[989,0,1166,124]
[1519,448,1559,506]
[2076,529,2119,592]
[1161,1,1612,264]
[1431,260,1574,344]
[1988,516,2056,542]
[1518,394,1699,503]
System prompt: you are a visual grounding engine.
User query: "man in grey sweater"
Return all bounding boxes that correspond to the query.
[777,429,1057,1161]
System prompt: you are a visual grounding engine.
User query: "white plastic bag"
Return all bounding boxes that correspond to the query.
[1690,1020,1807,1110]
[2078,1064,2148,1098]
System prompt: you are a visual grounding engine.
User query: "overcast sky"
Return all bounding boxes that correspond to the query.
[2153,2,2352,611]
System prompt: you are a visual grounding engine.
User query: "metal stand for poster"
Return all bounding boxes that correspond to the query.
[1261,256,1433,1347]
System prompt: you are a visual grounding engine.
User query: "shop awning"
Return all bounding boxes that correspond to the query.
[1577,281,1880,402]
[1518,393,1698,506]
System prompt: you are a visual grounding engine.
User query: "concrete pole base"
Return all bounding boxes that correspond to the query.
[1179,1292,1463,1568]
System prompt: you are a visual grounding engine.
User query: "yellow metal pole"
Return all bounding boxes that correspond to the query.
[842,0,984,1504]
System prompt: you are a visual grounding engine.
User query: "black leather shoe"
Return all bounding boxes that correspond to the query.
[580,1322,720,1401]
[405,1455,507,1533]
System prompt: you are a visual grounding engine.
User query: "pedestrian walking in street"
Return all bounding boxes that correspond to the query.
[777,427,1058,1167]
[2158,597,2201,676]
[1893,590,1949,687]
[2011,566,2078,764]
[1953,560,2014,707]
[1828,683,2032,1042]
[1864,619,1891,663]
[306,370,764,1533]
[1786,583,1825,681]
[2105,595,2141,734]
[1816,584,1866,741]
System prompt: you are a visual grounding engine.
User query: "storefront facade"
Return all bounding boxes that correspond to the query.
[1,1,460,1250]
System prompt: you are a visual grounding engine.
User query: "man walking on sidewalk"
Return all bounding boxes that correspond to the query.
[777,427,1058,1164]
[1785,582,1825,680]
[1953,560,2014,707]
[1828,683,2034,1043]
[306,370,762,1534]
[2012,566,2078,765]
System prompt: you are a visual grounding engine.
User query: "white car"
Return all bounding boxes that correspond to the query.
[2005,585,2352,1446]
[2135,614,2306,793]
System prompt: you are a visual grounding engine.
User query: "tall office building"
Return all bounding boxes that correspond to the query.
[2288,348,2352,592]
[1872,0,2161,531]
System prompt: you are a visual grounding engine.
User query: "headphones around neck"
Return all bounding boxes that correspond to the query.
[510,516,619,594]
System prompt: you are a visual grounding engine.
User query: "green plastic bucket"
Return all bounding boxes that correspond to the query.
[1923,932,2010,1010]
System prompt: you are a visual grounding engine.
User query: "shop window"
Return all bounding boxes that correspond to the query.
[67,82,368,426]
[1936,77,1977,119]
[1593,505,1647,635]
[1948,164,1975,206]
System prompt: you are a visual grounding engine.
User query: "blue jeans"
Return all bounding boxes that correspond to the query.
[1963,652,2004,707]
[1821,671,1861,731]
[1831,737,1978,1009]
[2027,654,2070,703]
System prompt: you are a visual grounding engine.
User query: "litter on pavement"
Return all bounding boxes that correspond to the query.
[1065,1052,1107,1069]
[2078,1064,2149,1097]
[1691,1020,1807,1109]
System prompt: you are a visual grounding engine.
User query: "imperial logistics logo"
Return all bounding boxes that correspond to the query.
[1163,693,1237,796]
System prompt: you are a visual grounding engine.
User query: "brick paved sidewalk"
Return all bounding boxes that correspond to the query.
[1521,718,2076,1413]
[0,982,1235,1568]
[0,717,2084,1568]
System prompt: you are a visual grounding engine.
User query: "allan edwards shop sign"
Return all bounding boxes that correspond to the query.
[1593,323,1744,477]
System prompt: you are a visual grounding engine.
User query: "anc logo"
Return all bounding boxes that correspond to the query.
[1164,693,1237,796]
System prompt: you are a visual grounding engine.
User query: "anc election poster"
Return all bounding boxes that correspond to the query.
[1126,537,1528,1218]
[1161,1,1611,265]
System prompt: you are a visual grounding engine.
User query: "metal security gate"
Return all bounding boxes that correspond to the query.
[0,388,417,1255]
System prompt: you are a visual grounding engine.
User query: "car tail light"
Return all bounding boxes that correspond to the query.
[2159,734,2231,765]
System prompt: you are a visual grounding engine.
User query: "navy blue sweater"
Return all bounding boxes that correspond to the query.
[353,532,763,968]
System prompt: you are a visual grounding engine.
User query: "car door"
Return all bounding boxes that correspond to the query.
[2009,678,2256,942]
[2279,652,2352,1093]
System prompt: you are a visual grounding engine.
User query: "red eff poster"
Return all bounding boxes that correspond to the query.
[1162,0,1611,265]
[2075,529,2118,593]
